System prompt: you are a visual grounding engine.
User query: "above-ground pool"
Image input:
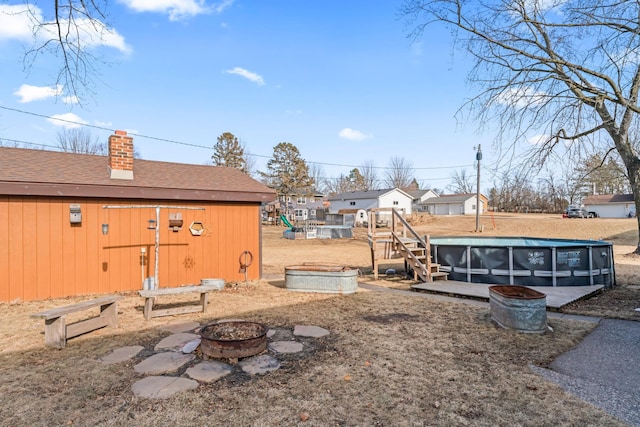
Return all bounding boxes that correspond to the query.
[430,236,614,287]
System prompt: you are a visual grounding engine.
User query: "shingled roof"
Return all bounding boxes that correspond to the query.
[583,194,634,205]
[0,146,275,203]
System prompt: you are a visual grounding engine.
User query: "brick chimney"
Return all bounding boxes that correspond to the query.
[108,130,134,180]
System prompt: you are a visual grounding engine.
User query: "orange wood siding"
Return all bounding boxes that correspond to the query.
[0,197,262,302]
[0,197,9,302]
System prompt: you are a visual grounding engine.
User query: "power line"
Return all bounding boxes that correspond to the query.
[0,104,474,172]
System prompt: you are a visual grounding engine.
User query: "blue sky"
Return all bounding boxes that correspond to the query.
[0,0,497,191]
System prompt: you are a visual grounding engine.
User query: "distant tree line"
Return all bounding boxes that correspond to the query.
[10,129,629,213]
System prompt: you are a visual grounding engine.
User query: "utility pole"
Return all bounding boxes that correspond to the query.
[475,145,482,232]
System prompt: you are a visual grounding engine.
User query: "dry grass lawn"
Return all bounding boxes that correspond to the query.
[1,213,638,426]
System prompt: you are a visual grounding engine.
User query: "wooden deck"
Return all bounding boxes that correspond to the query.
[410,281,604,309]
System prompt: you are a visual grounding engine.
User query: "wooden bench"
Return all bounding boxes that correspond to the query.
[31,295,124,349]
[138,285,221,320]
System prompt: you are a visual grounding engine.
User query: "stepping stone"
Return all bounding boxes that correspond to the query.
[182,338,201,354]
[134,352,195,375]
[159,321,200,334]
[155,333,200,351]
[294,325,330,338]
[100,345,144,364]
[268,328,294,341]
[186,361,234,382]
[239,354,280,375]
[269,341,304,354]
[132,376,198,399]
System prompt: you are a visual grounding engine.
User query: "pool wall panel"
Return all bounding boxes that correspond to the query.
[431,237,614,287]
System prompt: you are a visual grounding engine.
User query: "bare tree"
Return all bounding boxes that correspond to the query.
[360,160,378,190]
[244,150,258,178]
[403,0,640,251]
[19,1,115,103]
[308,163,327,193]
[384,157,414,189]
[449,169,475,194]
[325,168,370,194]
[57,128,105,154]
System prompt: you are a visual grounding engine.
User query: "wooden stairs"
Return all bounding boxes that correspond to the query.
[368,208,448,282]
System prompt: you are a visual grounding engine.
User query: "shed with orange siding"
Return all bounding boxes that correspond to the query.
[0,131,275,302]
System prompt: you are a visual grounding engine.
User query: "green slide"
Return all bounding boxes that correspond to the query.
[280,214,294,228]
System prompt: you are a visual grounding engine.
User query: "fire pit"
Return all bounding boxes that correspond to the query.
[199,321,267,359]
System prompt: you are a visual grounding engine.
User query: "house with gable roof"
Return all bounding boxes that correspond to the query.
[327,188,414,222]
[0,130,275,302]
[407,189,439,212]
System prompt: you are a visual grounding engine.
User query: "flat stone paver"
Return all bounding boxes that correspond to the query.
[100,345,144,364]
[269,341,304,353]
[159,321,200,334]
[182,338,201,354]
[132,376,198,399]
[186,360,234,382]
[134,352,196,375]
[154,332,199,351]
[294,325,330,338]
[268,327,294,341]
[239,354,280,375]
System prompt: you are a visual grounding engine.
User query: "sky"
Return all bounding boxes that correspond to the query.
[0,0,499,191]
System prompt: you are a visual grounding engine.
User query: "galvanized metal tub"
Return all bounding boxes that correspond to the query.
[489,285,547,333]
[285,265,358,294]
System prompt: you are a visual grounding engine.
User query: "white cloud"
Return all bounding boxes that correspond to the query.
[63,95,79,104]
[212,0,235,14]
[45,17,132,54]
[0,4,131,54]
[0,4,34,41]
[225,67,265,86]
[14,84,63,103]
[338,128,371,141]
[527,134,549,145]
[47,113,87,129]
[119,0,213,21]
[94,120,113,127]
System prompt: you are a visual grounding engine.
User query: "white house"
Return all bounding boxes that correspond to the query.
[583,194,635,218]
[407,189,439,212]
[327,188,414,216]
[421,193,486,215]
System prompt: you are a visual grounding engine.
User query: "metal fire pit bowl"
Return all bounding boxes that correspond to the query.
[199,321,267,359]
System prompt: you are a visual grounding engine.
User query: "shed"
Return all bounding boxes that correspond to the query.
[0,131,275,302]
[420,193,486,215]
[583,194,635,218]
[407,189,438,212]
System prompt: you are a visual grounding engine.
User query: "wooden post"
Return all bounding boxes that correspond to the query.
[101,301,118,328]
[44,317,66,349]
[144,298,154,321]
[200,292,208,312]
